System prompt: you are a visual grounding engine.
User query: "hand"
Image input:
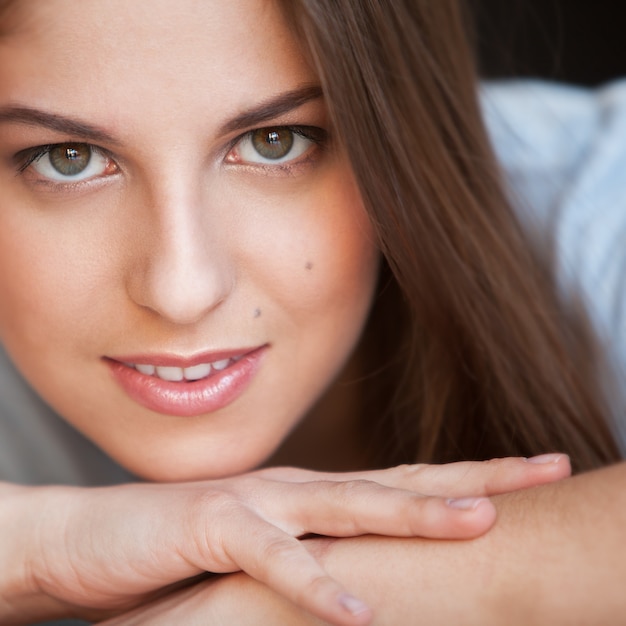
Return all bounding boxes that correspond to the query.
[2,454,569,626]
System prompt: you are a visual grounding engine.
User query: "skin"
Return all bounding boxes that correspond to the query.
[102,462,626,625]
[0,0,379,482]
[0,460,572,624]
[0,0,576,624]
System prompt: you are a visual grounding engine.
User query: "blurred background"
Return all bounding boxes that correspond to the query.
[466,0,624,86]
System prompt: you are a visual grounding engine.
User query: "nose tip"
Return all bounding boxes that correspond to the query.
[126,227,234,326]
[151,263,233,325]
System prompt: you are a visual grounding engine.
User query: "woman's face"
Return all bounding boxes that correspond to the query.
[0,0,379,480]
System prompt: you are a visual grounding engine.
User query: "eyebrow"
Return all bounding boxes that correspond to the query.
[0,84,324,144]
[0,106,120,144]
[218,84,324,135]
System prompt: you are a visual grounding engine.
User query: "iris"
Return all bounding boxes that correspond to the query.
[49,143,92,176]
[251,128,294,160]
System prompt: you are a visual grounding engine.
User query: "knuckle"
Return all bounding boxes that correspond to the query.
[182,491,244,568]
[480,457,510,471]
[191,488,242,521]
[403,506,433,535]
[397,463,428,477]
[258,536,300,566]
[327,479,374,499]
[389,463,419,476]
[295,573,334,605]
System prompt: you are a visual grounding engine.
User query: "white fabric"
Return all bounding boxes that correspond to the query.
[482,79,626,446]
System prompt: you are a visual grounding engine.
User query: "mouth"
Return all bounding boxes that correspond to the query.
[105,346,267,417]
[126,355,243,383]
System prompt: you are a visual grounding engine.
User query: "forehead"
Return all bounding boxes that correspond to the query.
[0,0,315,132]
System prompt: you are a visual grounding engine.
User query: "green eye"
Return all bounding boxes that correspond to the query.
[48,143,92,176]
[20,142,116,183]
[226,125,327,168]
[251,128,294,160]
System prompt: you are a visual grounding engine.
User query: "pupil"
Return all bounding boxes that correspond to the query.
[252,128,294,160]
[49,143,91,176]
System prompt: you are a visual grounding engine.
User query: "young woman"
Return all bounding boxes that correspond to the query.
[0,0,623,624]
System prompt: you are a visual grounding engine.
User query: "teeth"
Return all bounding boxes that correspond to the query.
[156,366,184,382]
[133,358,235,381]
[183,363,212,380]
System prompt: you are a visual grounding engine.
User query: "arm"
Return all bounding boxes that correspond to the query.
[110,460,626,625]
[319,462,626,624]
[0,458,567,625]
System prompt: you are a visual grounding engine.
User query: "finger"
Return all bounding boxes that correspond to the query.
[373,455,572,497]
[260,454,571,497]
[264,479,496,540]
[221,508,373,626]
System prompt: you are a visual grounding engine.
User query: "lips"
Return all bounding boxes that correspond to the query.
[106,346,266,417]
[130,355,240,382]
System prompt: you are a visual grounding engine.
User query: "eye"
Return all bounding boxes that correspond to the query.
[226,126,326,166]
[20,142,117,183]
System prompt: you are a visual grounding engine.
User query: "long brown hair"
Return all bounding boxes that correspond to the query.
[281,0,621,471]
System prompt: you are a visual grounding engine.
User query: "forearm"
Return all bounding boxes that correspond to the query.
[318,461,626,624]
[486,461,626,623]
[166,461,626,625]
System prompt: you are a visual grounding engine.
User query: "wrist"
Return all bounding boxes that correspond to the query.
[0,482,35,608]
[0,482,78,623]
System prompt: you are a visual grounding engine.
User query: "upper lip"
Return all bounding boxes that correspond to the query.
[106,345,265,368]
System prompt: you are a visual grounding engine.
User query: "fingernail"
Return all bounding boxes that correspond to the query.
[525,453,563,464]
[446,497,487,510]
[339,593,370,616]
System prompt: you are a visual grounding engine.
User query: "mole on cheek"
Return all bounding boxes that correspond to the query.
[305,261,313,270]
[254,308,261,318]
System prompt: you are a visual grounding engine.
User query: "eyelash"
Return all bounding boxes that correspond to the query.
[17,143,116,179]
[13,125,329,187]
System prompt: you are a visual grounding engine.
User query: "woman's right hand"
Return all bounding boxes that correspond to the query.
[0,455,569,626]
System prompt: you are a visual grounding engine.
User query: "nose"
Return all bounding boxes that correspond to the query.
[126,187,234,326]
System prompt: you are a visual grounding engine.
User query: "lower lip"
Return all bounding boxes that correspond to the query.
[106,347,266,417]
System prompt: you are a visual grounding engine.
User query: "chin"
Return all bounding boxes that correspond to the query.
[110,438,272,483]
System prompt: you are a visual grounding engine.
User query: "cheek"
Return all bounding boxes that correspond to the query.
[0,202,117,359]
[233,170,379,337]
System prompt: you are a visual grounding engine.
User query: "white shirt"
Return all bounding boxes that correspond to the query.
[483,79,626,445]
